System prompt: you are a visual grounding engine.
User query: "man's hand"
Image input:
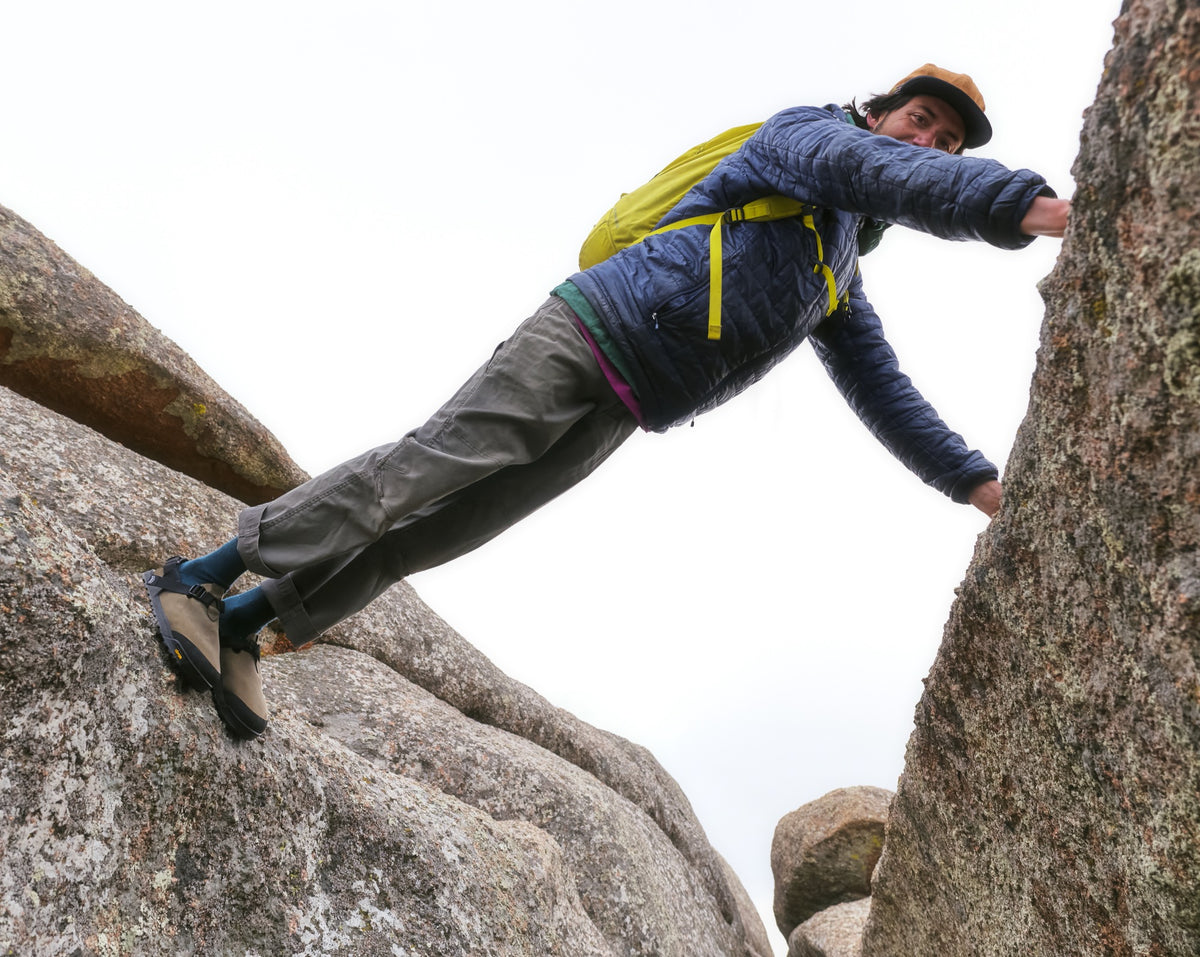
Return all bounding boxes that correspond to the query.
[969,479,1003,518]
[1021,196,1071,237]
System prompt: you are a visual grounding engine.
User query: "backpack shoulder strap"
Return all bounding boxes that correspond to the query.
[650,196,842,340]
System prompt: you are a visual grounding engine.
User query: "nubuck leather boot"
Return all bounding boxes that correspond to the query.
[144,557,269,739]
[144,557,222,691]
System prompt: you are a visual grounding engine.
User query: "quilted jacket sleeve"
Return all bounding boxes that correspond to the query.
[740,107,1055,250]
[808,272,998,502]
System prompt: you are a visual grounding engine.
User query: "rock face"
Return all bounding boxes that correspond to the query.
[0,220,770,953]
[863,2,1200,955]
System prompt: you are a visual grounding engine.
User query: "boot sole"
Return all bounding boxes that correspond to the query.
[213,683,268,740]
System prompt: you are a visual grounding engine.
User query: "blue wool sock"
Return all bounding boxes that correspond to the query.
[219,587,276,644]
[179,538,246,590]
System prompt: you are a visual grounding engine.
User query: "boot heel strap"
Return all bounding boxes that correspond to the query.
[145,566,225,613]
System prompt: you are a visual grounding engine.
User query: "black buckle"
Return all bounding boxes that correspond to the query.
[186,584,224,613]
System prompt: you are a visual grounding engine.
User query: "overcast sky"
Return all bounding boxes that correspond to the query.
[1,1,1122,951]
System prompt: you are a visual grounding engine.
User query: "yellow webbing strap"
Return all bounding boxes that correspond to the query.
[708,217,724,339]
[803,212,841,317]
[649,196,841,341]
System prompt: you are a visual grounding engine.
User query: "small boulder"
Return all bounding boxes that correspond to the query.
[787,897,870,957]
[771,786,891,936]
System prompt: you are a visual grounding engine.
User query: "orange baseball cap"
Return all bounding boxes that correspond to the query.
[891,63,992,148]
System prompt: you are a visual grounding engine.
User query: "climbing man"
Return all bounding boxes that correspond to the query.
[144,64,1071,738]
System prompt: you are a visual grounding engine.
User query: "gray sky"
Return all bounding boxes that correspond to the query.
[1,1,1121,950]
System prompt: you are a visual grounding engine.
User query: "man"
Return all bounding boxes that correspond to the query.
[144,64,1071,738]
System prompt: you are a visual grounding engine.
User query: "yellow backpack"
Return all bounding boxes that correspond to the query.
[578,123,841,340]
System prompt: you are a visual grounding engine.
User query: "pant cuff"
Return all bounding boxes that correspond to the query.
[259,574,320,647]
[237,503,284,578]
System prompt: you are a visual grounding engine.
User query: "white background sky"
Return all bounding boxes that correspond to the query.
[3,1,1120,951]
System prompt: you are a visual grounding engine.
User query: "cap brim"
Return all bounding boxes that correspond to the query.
[898,76,992,149]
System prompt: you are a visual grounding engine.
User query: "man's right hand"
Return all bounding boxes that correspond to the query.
[1021,196,1071,237]
[969,479,1003,518]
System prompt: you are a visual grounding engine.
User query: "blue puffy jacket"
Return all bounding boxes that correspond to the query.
[567,104,1055,502]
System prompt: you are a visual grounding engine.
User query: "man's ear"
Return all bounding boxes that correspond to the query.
[865,111,880,131]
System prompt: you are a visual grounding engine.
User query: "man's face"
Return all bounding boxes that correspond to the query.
[866,94,966,154]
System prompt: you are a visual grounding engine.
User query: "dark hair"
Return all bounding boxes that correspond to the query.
[842,92,914,130]
[842,92,968,154]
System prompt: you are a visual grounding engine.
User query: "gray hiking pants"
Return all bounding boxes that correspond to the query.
[236,296,638,644]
